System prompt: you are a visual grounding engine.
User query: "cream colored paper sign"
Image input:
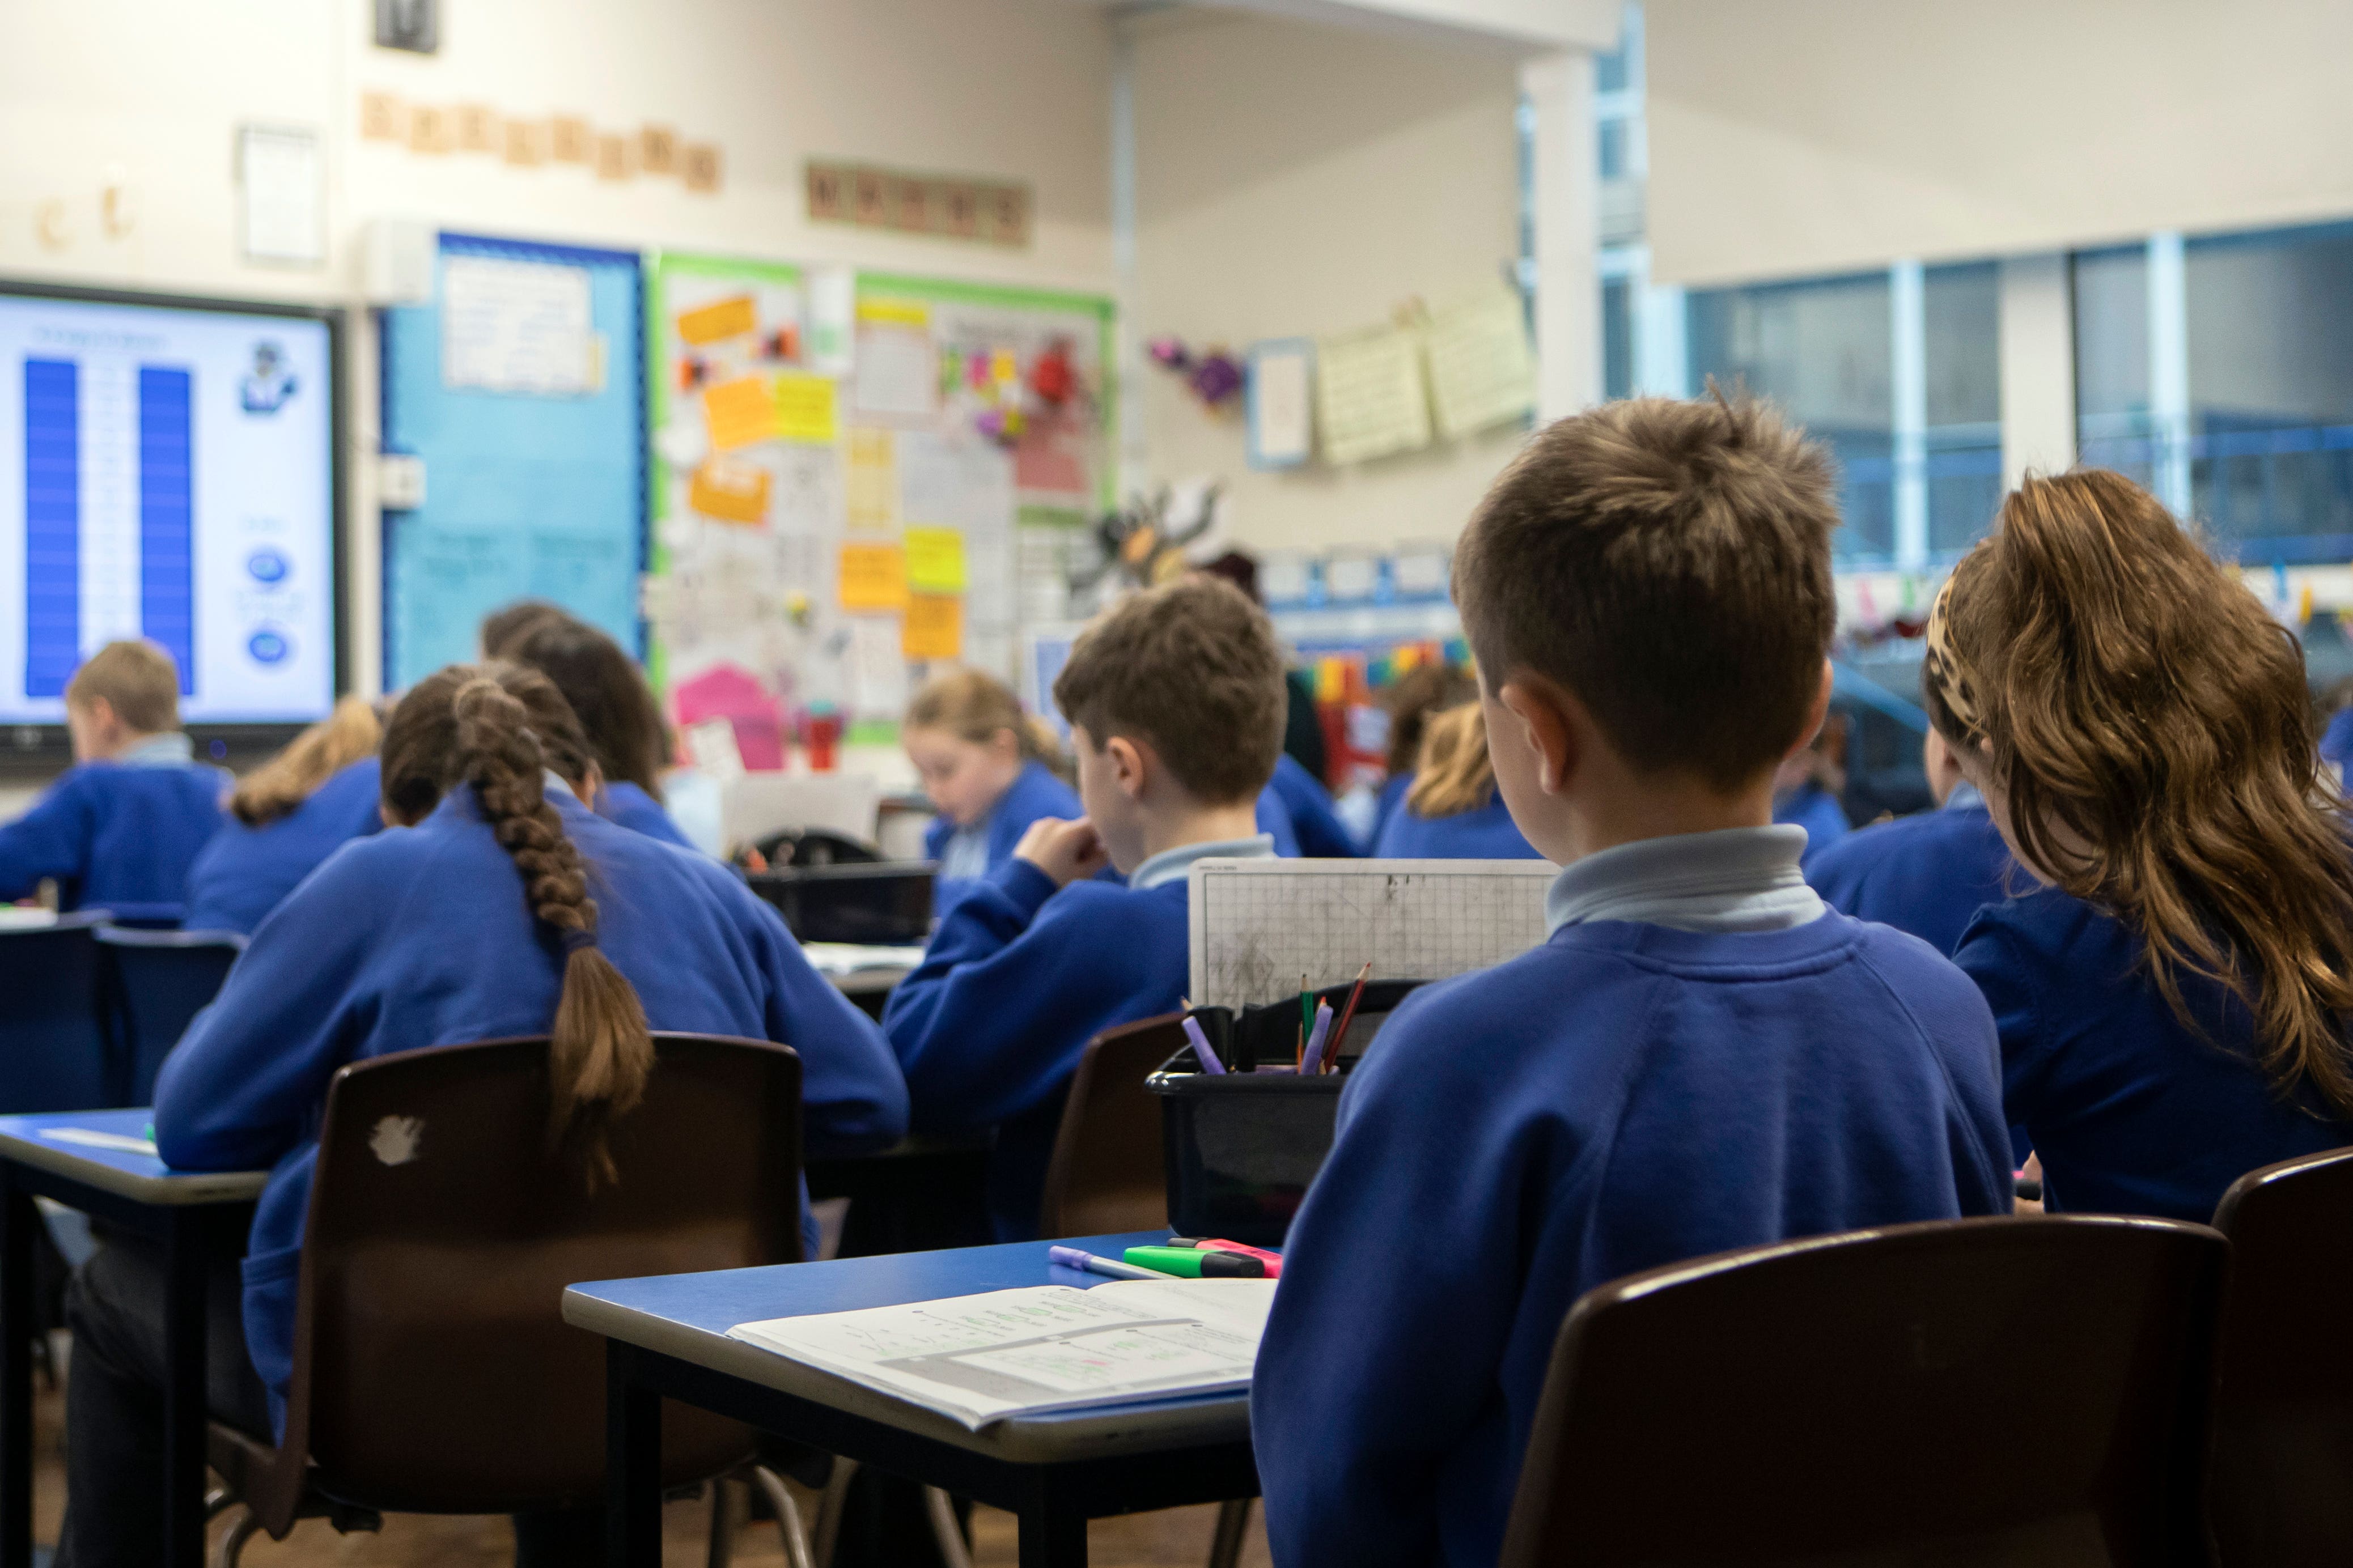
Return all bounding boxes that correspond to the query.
[1424,290,1537,439]
[1316,326,1431,465]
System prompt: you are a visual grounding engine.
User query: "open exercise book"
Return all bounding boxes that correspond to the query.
[727,1278,1275,1430]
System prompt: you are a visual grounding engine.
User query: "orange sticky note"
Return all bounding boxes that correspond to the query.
[705,375,779,452]
[688,460,771,525]
[678,295,756,346]
[902,593,963,661]
[838,543,908,612]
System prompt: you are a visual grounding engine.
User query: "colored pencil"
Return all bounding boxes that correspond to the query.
[1326,961,1373,1072]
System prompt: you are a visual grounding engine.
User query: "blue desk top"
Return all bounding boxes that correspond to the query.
[564,1232,1258,1464]
[0,1109,269,1206]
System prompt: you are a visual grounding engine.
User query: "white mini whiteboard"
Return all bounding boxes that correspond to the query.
[1187,859,1557,1012]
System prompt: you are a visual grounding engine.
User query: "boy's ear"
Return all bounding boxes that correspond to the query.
[1792,657,1834,754]
[1104,734,1151,800]
[1496,676,1579,796]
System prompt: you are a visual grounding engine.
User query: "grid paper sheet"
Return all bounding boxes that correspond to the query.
[1188,859,1557,1012]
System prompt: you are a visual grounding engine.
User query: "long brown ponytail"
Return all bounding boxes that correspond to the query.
[381,662,655,1184]
[1924,469,2353,1116]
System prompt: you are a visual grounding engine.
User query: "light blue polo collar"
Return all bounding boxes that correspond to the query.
[1131,834,1278,891]
[1546,824,1825,936]
[120,732,193,767]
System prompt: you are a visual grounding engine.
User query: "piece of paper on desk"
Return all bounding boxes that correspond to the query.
[42,1128,159,1157]
[1316,325,1431,466]
[800,942,930,976]
[1423,289,1536,439]
[727,1278,1274,1430]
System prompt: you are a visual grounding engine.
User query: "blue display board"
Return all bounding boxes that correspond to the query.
[380,232,643,689]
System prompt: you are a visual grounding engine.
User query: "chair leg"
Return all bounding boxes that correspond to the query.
[923,1486,975,1568]
[203,1486,236,1520]
[213,1503,261,1568]
[707,1476,741,1568]
[1206,1497,1253,1568]
[750,1464,817,1568]
[811,1457,857,1568]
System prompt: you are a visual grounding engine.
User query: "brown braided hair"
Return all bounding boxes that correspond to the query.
[380,662,655,1185]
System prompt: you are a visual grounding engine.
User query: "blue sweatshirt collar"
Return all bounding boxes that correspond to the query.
[120,732,193,767]
[1130,833,1277,891]
[1545,824,1825,936]
[1944,781,1986,813]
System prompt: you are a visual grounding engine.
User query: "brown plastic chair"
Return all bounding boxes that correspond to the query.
[2208,1144,2353,1568]
[207,1032,807,1560]
[1035,1012,1188,1240]
[1498,1214,2227,1568]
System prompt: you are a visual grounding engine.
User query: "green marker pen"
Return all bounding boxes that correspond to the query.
[1124,1245,1266,1279]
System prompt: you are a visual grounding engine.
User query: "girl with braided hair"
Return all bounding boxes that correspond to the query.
[56,662,905,1568]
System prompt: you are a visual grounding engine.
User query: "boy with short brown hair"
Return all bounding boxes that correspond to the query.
[1253,397,2013,1568]
[1,640,228,923]
[884,577,1286,1238]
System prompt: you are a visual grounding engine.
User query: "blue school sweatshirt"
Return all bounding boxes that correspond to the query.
[0,734,227,924]
[883,833,1277,1240]
[1957,885,2353,1223]
[596,779,696,850]
[2322,707,2353,777]
[1255,826,2012,1568]
[1804,783,2013,955]
[1266,753,1359,859]
[924,759,1083,913]
[183,758,385,936]
[1368,772,1411,852]
[1773,780,1851,865]
[152,784,908,1432]
[1256,791,1301,856]
[1371,791,1544,860]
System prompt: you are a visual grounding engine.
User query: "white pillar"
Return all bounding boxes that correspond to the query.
[1520,50,1600,422]
[1996,253,2076,488]
[1109,23,1146,501]
[1634,277,1687,398]
[2147,230,2191,515]
[1889,258,1927,570]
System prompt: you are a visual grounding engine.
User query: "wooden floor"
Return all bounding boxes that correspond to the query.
[29,1337,1275,1568]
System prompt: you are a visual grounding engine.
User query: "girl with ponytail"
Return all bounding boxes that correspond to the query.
[1936,469,2353,1222]
[185,695,388,934]
[1370,702,1544,860]
[61,662,905,1568]
[904,667,1088,911]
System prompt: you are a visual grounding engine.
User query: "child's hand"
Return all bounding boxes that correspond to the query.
[1016,817,1110,888]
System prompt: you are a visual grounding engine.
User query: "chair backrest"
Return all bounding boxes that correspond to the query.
[258,1033,803,1527]
[1036,1013,1182,1239]
[2208,1144,2353,1567]
[95,926,244,1104]
[1499,1215,2227,1568]
[0,915,114,1114]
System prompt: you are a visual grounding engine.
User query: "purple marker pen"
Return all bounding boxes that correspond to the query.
[1049,1245,1162,1281]
[1181,1013,1226,1075]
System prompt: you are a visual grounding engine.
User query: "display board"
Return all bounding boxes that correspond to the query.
[380,232,645,689]
[644,251,1112,757]
[0,283,340,726]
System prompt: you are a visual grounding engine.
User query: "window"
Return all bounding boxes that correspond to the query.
[1687,273,1896,562]
[1923,262,2002,554]
[1601,277,1634,401]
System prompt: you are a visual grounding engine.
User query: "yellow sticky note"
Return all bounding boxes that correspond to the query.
[773,372,840,444]
[902,593,964,661]
[904,526,966,595]
[846,428,895,530]
[688,460,771,525]
[990,349,1020,386]
[677,295,756,346]
[857,298,930,329]
[838,543,909,612]
[704,376,779,452]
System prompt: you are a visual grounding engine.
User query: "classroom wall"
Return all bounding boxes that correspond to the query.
[1131,9,1530,555]
[1643,0,2353,287]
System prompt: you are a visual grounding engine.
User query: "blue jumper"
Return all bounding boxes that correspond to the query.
[1265,753,1360,858]
[1804,784,2013,955]
[1958,885,2353,1222]
[0,735,227,924]
[154,784,908,1431]
[184,759,384,935]
[923,759,1083,913]
[596,779,696,850]
[884,834,1275,1239]
[1773,780,1851,865]
[1255,827,2011,1568]
[1371,790,1544,860]
[1367,772,1412,853]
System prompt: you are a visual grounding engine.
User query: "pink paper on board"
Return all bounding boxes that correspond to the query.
[671,662,786,771]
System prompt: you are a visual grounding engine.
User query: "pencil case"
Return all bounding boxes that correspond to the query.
[1146,979,1424,1246]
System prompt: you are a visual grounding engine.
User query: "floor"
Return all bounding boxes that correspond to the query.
[28,1339,1277,1568]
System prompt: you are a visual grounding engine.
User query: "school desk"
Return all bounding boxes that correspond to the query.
[0,1109,268,1568]
[567,1231,1260,1568]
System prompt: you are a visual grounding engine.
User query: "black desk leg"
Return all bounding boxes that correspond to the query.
[162,1211,209,1568]
[605,1341,662,1568]
[1015,1476,1087,1568]
[1,1174,32,1568]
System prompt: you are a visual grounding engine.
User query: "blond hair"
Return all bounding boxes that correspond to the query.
[906,668,1062,768]
[66,641,180,734]
[230,697,383,827]
[1407,703,1498,818]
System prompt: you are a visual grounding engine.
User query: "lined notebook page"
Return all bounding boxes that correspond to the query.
[1187,859,1557,1012]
